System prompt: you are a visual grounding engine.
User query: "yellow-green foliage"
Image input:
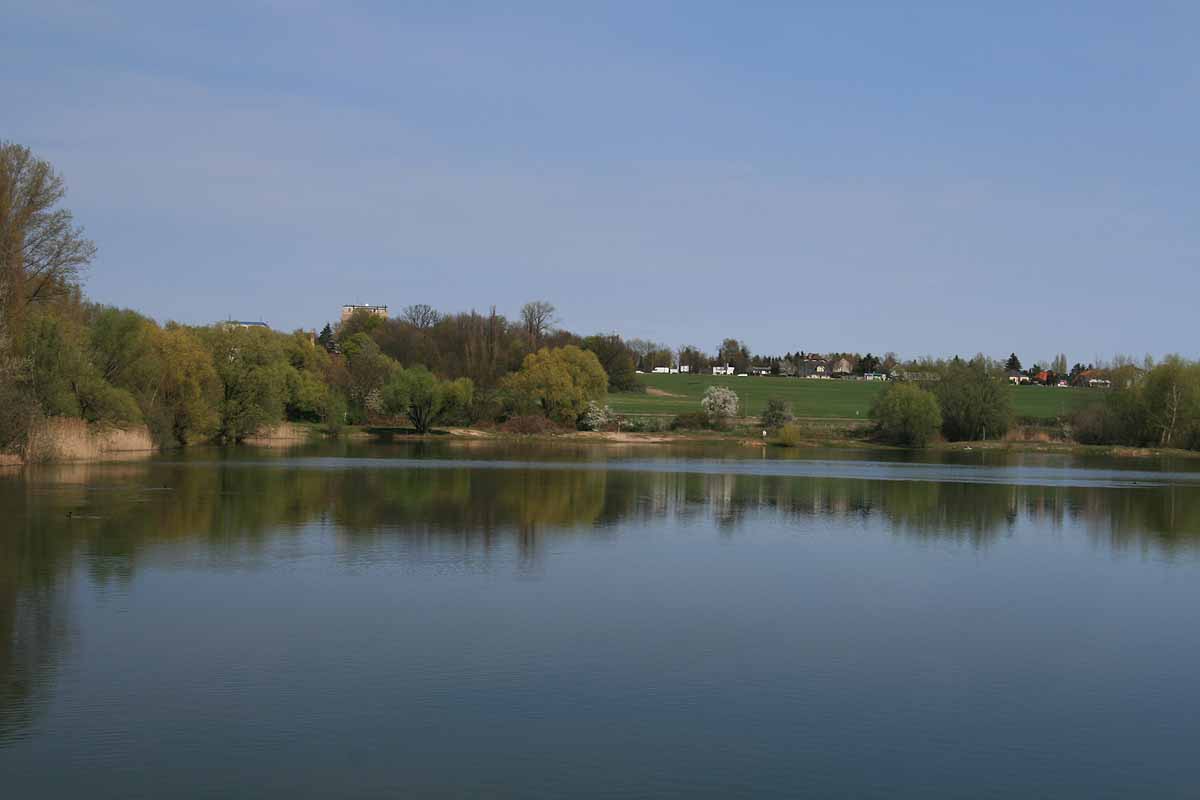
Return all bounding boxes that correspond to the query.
[145,324,221,445]
[502,345,608,425]
[774,423,806,447]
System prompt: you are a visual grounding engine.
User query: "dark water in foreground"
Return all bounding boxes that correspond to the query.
[3,441,1200,798]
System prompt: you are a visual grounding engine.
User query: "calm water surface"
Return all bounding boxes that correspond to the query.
[3,441,1200,798]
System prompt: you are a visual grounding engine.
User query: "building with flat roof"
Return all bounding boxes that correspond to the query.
[341,304,388,322]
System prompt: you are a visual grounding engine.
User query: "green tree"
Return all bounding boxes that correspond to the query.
[760,397,794,430]
[934,359,1012,441]
[143,324,220,446]
[582,334,639,392]
[870,382,942,447]
[1005,353,1022,372]
[200,325,291,442]
[23,308,141,426]
[340,332,396,422]
[381,367,473,433]
[87,307,155,387]
[0,142,96,348]
[336,308,385,342]
[1141,356,1200,448]
[502,345,607,425]
[0,284,33,451]
[24,309,89,418]
[317,323,336,353]
[856,353,881,375]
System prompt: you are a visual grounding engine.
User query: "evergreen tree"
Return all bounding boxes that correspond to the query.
[1005,353,1022,371]
[317,323,336,353]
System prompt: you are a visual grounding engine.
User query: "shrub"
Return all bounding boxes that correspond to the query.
[701,385,740,427]
[1070,403,1114,445]
[468,390,504,427]
[671,411,712,430]
[623,415,669,433]
[774,423,806,448]
[760,397,794,430]
[870,382,942,447]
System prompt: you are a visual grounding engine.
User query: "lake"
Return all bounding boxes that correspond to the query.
[3,441,1200,798]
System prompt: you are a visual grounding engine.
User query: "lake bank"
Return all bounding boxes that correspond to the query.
[5,419,1199,466]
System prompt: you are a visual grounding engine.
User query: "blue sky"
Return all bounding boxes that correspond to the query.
[5,1,1197,363]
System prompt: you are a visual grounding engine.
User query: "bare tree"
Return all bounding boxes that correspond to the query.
[459,306,504,389]
[0,142,96,341]
[401,303,441,330]
[520,300,557,349]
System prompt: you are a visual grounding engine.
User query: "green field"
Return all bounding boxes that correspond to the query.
[610,373,1098,422]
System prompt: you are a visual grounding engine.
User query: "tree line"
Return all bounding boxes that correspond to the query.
[865,355,1200,451]
[3,140,1199,456]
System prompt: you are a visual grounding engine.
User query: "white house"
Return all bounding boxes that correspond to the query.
[713,365,735,376]
[679,365,691,374]
[652,366,671,374]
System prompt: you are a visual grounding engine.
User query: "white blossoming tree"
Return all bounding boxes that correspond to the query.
[701,385,739,428]
[579,401,615,431]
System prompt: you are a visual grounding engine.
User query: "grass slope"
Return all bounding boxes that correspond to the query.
[610,374,1097,421]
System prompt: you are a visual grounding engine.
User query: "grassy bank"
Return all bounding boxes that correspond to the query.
[610,373,1097,421]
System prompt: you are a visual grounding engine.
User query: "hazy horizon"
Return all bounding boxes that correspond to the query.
[6,2,1197,362]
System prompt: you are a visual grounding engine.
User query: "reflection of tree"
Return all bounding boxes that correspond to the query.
[0,482,73,744]
[329,465,608,538]
[879,481,1017,546]
[4,450,1200,746]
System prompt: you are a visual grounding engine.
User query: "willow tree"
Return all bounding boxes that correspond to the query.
[0,142,96,347]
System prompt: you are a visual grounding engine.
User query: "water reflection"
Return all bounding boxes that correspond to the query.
[2,443,1199,744]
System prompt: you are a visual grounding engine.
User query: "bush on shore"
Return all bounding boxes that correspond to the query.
[933,359,1012,441]
[774,423,808,447]
[870,382,942,447]
[760,397,794,430]
[670,411,712,431]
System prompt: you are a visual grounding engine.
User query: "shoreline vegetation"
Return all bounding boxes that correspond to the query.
[6,415,1199,468]
[4,140,1200,467]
